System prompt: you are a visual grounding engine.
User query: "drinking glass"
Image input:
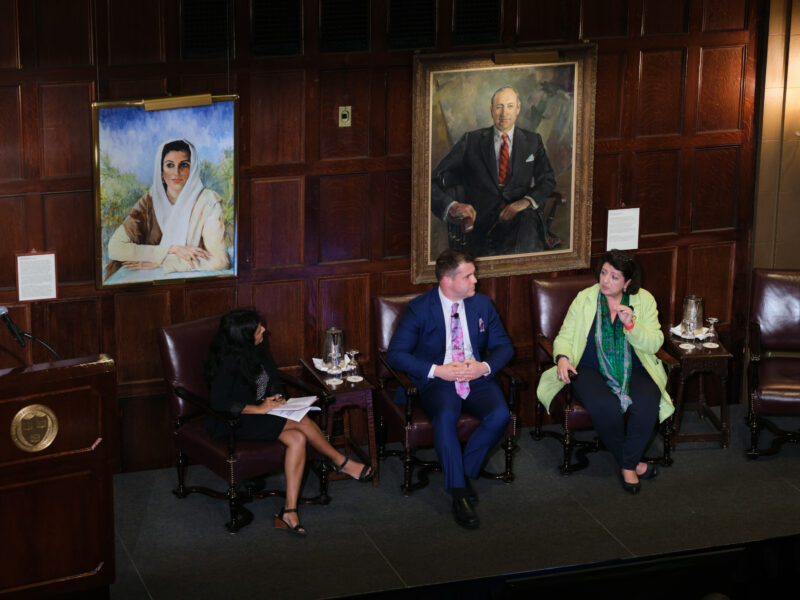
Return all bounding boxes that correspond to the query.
[345,349,363,383]
[704,317,719,348]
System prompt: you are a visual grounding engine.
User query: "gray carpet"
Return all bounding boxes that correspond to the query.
[110,403,800,600]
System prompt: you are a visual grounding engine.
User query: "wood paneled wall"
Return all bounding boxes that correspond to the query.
[0,0,764,470]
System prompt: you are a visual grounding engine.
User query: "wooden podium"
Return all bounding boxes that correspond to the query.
[0,355,117,598]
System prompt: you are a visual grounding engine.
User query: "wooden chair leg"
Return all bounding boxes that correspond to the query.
[173,450,189,498]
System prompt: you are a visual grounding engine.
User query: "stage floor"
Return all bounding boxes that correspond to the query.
[110,403,800,599]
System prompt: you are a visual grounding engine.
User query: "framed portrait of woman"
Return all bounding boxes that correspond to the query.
[92,94,238,288]
[411,45,596,283]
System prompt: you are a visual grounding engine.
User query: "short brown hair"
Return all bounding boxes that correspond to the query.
[435,248,475,282]
[596,249,641,294]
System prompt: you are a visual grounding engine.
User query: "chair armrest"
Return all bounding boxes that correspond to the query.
[496,367,524,413]
[377,353,419,423]
[278,371,334,406]
[174,386,237,427]
[537,335,555,359]
[749,321,761,362]
[657,348,679,372]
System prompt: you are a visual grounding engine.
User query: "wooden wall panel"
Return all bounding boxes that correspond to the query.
[517,0,579,43]
[383,169,411,258]
[592,154,621,240]
[686,242,736,325]
[595,52,626,140]
[114,291,171,383]
[319,69,371,159]
[318,275,370,363]
[0,304,27,368]
[251,71,304,165]
[692,146,739,231]
[107,0,164,65]
[386,67,411,156]
[33,298,101,362]
[702,0,749,32]
[0,85,21,180]
[0,0,20,69]
[42,191,94,283]
[251,177,304,269]
[179,74,235,95]
[636,49,686,136]
[39,83,93,178]
[35,0,92,68]
[0,195,25,287]
[697,46,745,132]
[636,247,678,325]
[106,78,167,101]
[318,174,369,263]
[252,280,305,368]
[185,286,236,321]
[642,0,689,36]
[632,150,680,236]
[582,0,629,39]
[379,270,430,295]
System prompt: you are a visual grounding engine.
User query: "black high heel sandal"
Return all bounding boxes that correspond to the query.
[332,457,373,482]
[273,507,307,536]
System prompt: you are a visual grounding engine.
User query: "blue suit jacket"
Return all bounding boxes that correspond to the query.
[386,287,513,392]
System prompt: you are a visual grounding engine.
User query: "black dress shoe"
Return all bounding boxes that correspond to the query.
[638,463,658,480]
[621,480,641,495]
[452,497,480,529]
[464,479,479,506]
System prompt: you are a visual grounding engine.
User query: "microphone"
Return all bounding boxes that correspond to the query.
[0,306,26,347]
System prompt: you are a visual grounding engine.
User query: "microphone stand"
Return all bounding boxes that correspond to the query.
[22,332,62,361]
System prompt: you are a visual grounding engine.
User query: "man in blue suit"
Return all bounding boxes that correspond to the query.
[431,86,557,256]
[387,249,513,528]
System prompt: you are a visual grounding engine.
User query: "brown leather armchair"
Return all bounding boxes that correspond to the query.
[372,294,522,495]
[157,315,332,533]
[746,269,800,457]
[530,274,676,474]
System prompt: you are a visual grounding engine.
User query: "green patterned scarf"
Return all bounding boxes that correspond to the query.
[595,292,632,412]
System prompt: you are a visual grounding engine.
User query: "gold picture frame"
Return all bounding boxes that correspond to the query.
[92,94,238,288]
[411,45,596,282]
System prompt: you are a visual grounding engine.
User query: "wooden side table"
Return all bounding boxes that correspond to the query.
[300,359,379,487]
[665,334,733,448]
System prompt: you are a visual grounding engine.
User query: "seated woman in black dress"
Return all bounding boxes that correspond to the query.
[536,250,674,494]
[203,309,372,535]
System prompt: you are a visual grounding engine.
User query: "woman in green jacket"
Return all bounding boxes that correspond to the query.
[537,250,673,494]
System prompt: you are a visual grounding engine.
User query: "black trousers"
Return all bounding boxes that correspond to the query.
[570,365,660,470]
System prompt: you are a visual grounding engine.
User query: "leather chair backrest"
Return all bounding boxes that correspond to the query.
[373,294,420,380]
[158,314,222,419]
[750,269,800,352]
[531,274,596,367]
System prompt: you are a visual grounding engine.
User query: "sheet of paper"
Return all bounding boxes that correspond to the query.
[268,396,321,423]
[17,253,58,302]
[606,208,640,251]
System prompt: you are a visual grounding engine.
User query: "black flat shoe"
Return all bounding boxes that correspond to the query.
[637,463,658,480]
[333,457,373,482]
[464,479,479,506]
[621,479,641,495]
[273,507,307,536]
[452,496,480,529]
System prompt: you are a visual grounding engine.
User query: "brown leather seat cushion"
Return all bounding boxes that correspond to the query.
[752,357,800,415]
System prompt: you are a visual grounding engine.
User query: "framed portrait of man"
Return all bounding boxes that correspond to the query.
[411,45,596,282]
[92,94,238,288]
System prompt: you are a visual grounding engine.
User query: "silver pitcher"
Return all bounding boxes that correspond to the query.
[681,295,704,336]
[322,327,344,368]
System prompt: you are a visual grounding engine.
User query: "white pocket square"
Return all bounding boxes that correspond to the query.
[525,154,535,162]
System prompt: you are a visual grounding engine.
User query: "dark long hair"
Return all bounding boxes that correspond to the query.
[203,309,265,389]
[596,249,642,294]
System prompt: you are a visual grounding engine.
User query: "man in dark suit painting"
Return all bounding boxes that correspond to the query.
[386,249,513,529]
[431,86,557,256]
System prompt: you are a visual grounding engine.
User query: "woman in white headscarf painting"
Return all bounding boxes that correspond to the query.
[105,138,230,279]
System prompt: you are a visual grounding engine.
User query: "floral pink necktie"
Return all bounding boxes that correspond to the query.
[451,302,469,399]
